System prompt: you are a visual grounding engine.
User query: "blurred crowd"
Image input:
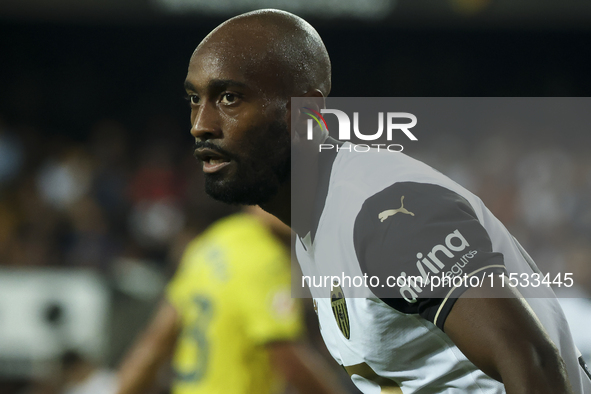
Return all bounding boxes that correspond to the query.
[0,116,234,275]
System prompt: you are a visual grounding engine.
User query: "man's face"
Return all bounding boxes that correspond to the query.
[184,44,291,205]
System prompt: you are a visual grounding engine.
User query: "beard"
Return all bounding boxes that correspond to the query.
[202,119,291,206]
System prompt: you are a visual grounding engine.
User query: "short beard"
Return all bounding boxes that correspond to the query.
[204,120,291,206]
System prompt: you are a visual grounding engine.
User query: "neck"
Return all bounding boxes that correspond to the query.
[259,183,292,228]
[261,154,320,237]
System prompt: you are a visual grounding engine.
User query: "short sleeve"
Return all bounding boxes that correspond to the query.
[353,182,506,330]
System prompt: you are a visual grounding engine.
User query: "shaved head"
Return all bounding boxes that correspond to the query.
[193,9,331,98]
[186,10,330,206]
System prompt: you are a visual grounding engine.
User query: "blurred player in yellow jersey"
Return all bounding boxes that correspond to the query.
[116,206,345,394]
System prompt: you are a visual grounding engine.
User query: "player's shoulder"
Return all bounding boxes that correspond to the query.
[320,148,489,244]
[353,181,481,262]
[352,181,506,326]
[328,148,463,207]
[206,212,264,237]
[356,181,476,228]
[177,213,267,267]
[214,213,288,266]
[200,213,277,248]
[333,146,439,183]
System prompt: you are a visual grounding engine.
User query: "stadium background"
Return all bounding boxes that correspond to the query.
[1,1,591,393]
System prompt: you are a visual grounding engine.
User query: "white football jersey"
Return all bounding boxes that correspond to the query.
[296,140,591,393]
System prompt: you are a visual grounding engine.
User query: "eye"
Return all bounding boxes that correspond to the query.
[220,93,239,105]
[185,94,200,106]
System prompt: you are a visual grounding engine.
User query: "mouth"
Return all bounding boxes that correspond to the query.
[194,147,232,174]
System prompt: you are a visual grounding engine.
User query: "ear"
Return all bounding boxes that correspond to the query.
[302,88,325,113]
[290,89,326,141]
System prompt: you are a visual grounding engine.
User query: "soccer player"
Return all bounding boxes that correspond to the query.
[184,9,591,393]
[116,207,345,394]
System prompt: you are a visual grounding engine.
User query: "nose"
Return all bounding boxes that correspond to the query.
[190,102,222,141]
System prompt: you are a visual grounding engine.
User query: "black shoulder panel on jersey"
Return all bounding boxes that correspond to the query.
[353,182,506,331]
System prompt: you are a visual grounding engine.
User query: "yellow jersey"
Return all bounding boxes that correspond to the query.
[166,213,303,394]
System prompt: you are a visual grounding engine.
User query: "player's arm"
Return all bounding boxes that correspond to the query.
[444,278,574,394]
[116,299,181,394]
[267,341,347,394]
[354,182,574,393]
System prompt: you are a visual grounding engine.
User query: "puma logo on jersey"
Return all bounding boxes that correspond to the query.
[378,196,415,222]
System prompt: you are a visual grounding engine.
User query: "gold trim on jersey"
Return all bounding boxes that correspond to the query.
[433,265,506,326]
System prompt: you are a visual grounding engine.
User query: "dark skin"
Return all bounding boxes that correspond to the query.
[445,277,573,393]
[186,10,574,393]
[187,11,328,227]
